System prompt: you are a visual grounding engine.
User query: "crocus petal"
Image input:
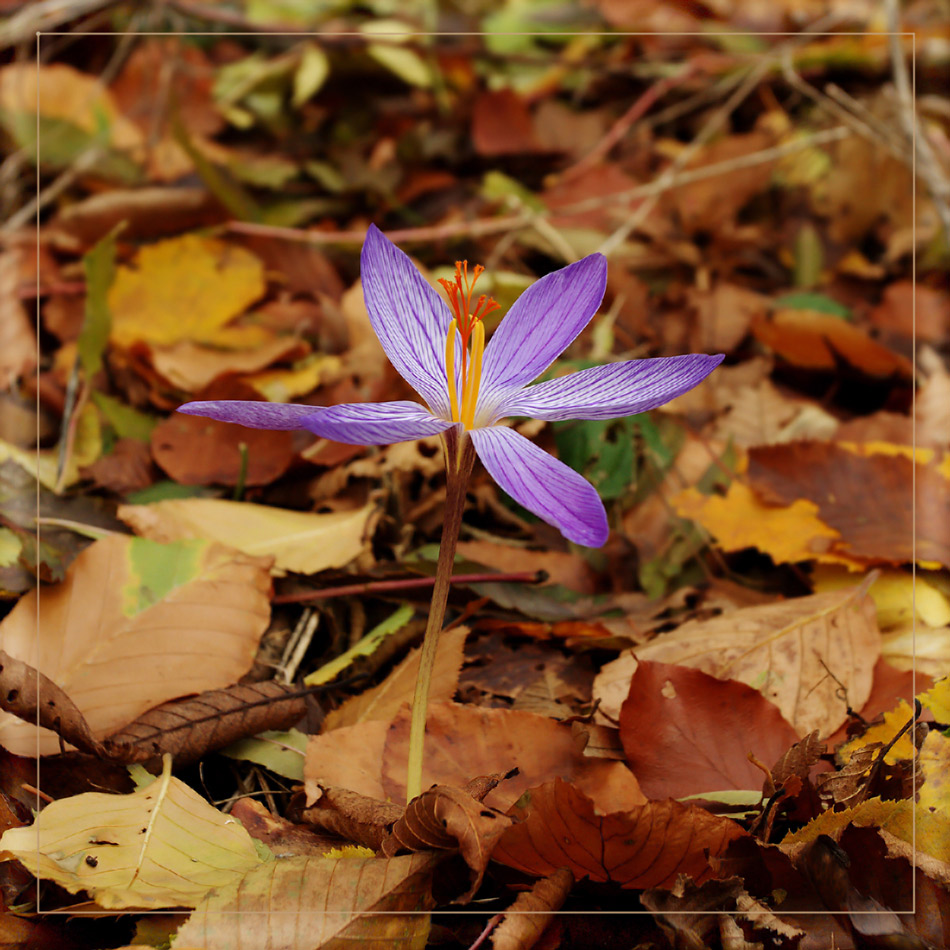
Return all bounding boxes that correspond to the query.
[177,401,326,431]
[496,353,725,422]
[306,401,456,445]
[469,426,608,547]
[476,254,607,417]
[361,224,453,418]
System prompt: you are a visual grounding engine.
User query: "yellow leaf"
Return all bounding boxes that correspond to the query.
[881,624,950,679]
[920,677,950,724]
[245,353,342,402]
[0,535,271,755]
[117,498,376,576]
[108,235,266,348]
[837,699,916,766]
[0,755,265,909]
[918,729,950,815]
[674,482,849,567]
[0,528,22,567]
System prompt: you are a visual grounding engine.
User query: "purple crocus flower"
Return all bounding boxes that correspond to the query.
[178,225,723,547]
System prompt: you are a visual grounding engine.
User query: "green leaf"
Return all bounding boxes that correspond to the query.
[773,292,851,320]
[553,417,636,501]
[91,391,157,442]
[293,42,330,106]
[222,728,307,780]
[123,480,218,505]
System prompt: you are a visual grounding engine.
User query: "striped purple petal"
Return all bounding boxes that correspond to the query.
[495,354,725,422]
[476,254,607,418]
[177,400,327,431]
[306,401,456,445]
[361,224,453,418]
[469,425,608,547]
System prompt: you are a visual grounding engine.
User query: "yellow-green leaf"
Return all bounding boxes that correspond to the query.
[0,755,266,909]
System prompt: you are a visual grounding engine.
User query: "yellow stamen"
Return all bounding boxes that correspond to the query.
[445,319,460,423]
[461,321,485,430]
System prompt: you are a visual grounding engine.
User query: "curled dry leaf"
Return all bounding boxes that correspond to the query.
[0,534,272,756]
[306,702,644,814]
[231,798,342,858]
[639,876,746,950]
[300,784,404,852]
[381,785,512,902]
[0,649,103,756]
[0,755,264,909]
[104,681,309,767]
[492,778,746,890]
[767,730,826,796]
[596,585,881,738]
[490,867,573,950]
[619,660,801,800]
[173,852,440,950]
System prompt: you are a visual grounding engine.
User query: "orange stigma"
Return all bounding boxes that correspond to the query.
[439,261,499,428]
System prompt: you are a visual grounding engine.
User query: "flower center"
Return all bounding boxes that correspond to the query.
[439,261,499,429]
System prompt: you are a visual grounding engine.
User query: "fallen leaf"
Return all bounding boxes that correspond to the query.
[619,660,801,799]
[472,89,539,156]
[0,250,36,389]
[173,852,438,950]
[918,729,950,815]
[490,867,573,950]
[0,755,265,909]
[456,540,596,594]
[0,534,271,755]
[231,798,340,857]
[323,626,467,730]
[688,281,769,353]
[492,778,746,889]
[108,234,267,348]
[640,877,748,950]
[306,702,645,814]
[104,681,309,766]
[597,586,881,737]
[119,498,377,575]
[81,437,155,495]
[381,784,512,902]
[869,280,947,342]
[299,783,403,852]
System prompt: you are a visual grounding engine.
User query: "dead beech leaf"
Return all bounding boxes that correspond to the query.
[306,702,645,814]
[231,798,341,858]
[769,731,826,795]
[0,650,103,755]
[492,778,746,889]
[300,783,404,852]
[119,498,376,575]
[108,234,267,349]
[640,877,747,949]
[0,534,271,756]
[0,755,264,909]
[748,441,950,568]
[323,626,467,730]
[471,88,539,156]
[104,681,309,766]
[601,586,881,738]
[491,867,573,950]
[0,250,36,389]
[381,785,512,903]
[173,852,439,950]
[456,540,596,594]
[619,661,801,799]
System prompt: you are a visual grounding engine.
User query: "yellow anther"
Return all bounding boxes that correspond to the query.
[445,319,460,423]
[460,321,485,430]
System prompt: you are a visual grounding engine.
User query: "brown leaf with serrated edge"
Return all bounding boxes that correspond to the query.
[816,744,880,808]
[491,867,573,950]
[619,661,801,800]
[103,681,307,766]
[769,730,825,795]
[381,785,512,902]
[492,778,746,889]
[231,798,341,857]
[299,783,403,851]
[0,650,103,755]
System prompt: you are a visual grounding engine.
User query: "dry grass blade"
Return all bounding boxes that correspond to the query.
[103,681,309,766]
[382,785,512,902]
[491,867,573,950]
[0,649,103,756]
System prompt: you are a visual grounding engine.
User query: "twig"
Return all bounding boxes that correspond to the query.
[0,0,119,49]
[467,915,502,950]
[273,569,543,605]
[884,0,950,239]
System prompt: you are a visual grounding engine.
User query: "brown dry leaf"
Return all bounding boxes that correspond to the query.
[381,785,512,902]
[108,234,267,349]
[299,783,404,852]
[869,281,947,342]
[619,661,801,799]
[0,249,36,389]
[323,627,467,731]
[81,437,155,495]
[151,381,294,487]
[0,534,271,755]
[231,798,341,857]
[595,585,881,738]
[748,441,950,567]
[640,877,747,949]
[751,308,912,377]
[688,282,769,353]
[306,702,645,814]
[174,852,439,950]
[917,371,950,449]
[148,336,309,393]
[118,497,376,576]
[471,88,539,156]
[769,730,825,794]
[492,778,746,889]
[0,650,103,755]
[103,681,308,766]
[456,540,596,594]
[491,867,573,950]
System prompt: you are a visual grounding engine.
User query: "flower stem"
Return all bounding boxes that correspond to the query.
[405,426,475,803]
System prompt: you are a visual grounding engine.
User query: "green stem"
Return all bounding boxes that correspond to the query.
[405,427,476,802]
